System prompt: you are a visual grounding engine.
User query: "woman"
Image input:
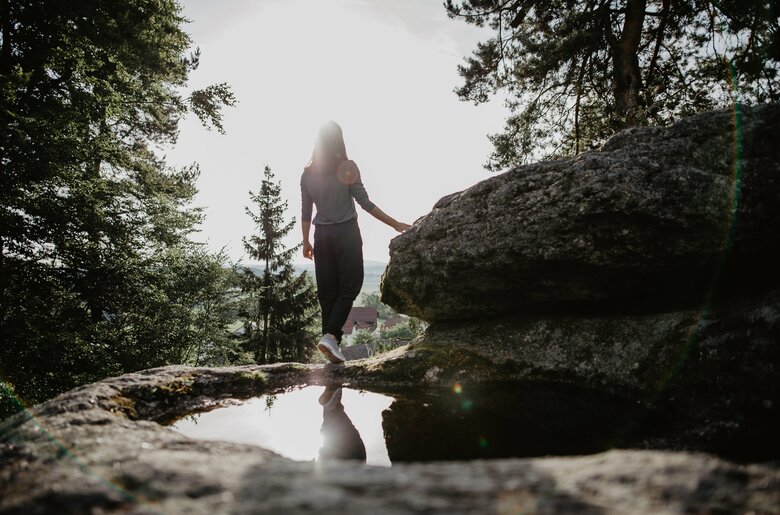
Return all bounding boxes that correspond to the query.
[300,121,411,363]
[318,385,366,462]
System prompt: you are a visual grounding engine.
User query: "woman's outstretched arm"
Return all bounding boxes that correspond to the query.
[343,161,410,233]
[301,174,314,260]
[369,206,411,233]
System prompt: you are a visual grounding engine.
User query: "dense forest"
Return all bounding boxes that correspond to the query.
[0,1,316,419]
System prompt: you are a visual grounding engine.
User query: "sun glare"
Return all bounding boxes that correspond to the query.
[168,0,504,263]
[242,0,411,141]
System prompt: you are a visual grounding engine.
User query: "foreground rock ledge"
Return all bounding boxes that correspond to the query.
[2,364,778,514]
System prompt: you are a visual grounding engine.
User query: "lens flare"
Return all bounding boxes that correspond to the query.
[453,383,462,395]
[643,58,747,423]
[0,379,148,509]
[337,160,359,185]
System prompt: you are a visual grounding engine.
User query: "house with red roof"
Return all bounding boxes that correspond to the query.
[380,315,406,332]
[341,306,378,345]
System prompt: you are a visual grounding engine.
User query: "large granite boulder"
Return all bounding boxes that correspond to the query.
[378,104,780,461]
[2,365,778,514]
[382,103,780,321]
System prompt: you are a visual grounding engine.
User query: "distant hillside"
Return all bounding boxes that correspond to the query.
[241,260,387,297]
[294,260,387,296]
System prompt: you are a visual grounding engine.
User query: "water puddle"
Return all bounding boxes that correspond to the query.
[171,386,394,466]
[170,382,645,466]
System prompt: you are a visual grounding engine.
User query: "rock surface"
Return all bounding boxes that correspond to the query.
[2,365,779,514]
[382,103,780,321]
[378,104,780,461]
[402,290,780,461]
[4,106,780,514]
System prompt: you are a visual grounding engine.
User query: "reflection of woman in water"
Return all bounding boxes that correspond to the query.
[318,386,366,462]
[301,121,411,363]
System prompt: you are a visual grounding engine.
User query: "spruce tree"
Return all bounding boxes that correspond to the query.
[445,0,779,170]
[240,166,318,364]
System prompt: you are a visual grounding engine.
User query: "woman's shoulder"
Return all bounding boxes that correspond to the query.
[302,163,318,181]
[336,160,360,184]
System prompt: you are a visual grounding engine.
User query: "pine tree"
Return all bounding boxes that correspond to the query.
[240,166,318,364]
[445,0,779,170]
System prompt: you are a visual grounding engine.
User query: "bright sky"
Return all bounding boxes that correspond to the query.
[166,0,507,263]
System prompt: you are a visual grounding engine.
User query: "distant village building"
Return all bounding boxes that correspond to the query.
[341,344,372,361]
[380,315,406,332]
[341,307,378,345]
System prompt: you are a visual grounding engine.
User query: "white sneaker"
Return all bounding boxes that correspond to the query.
[317,334,346,364]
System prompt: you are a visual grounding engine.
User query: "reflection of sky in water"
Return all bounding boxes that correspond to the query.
[170,386,394,467]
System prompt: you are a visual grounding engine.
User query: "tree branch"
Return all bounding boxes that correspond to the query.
[574,54,589,154]
[509,0,533,28]
[645,0,670,96]
[600,1,618,49]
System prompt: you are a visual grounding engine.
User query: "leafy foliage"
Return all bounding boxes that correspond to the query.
[153,247,248,368]
[350,329,377,346]
[0,0,236,417]
[445,0,780,169]
[239,166,319,364]
[381,318,425,340]
[357,291,397,319]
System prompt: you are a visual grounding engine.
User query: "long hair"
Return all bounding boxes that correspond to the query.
[306,121,348,173]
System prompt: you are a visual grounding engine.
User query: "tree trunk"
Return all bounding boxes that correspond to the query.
[611,0,646,128]
[0,1,8,318]
[574,55,589,154]
[87,118,107,324]
[261,310,269,363]
[0,0,11,75]
[256,293,266,363]
[267,312,276,363]
[0,235,5,321]
[260,258,270,364]
[645,0,670,108]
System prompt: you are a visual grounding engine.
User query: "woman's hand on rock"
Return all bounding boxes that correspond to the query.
[394,222,412,233]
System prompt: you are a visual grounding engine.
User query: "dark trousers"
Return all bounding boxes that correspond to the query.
[313,218,364,343]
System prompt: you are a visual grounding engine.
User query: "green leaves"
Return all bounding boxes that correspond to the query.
[188,83,238,134]
[0,0,238,412]
[447,0,780,169]
[358,291,397,319]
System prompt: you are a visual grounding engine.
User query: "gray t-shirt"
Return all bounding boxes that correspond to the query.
[300,160,376,225]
